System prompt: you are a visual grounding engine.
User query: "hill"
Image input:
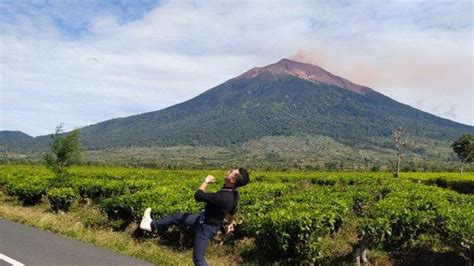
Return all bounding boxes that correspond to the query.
[0,130,33,143]
[2,58,473,152]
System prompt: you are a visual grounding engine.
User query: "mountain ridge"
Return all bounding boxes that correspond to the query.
[1,58,473,152]
[0,131,33,142]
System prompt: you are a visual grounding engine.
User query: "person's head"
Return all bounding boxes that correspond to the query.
[224,167,249,188]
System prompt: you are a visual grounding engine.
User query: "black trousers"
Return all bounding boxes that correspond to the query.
[150,212,221,266]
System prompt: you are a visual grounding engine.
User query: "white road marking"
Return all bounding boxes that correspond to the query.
[0,254,24,266]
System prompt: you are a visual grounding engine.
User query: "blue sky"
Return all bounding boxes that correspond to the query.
[1,0,473,136]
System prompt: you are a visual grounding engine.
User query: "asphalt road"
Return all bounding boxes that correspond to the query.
[0,219,153,266]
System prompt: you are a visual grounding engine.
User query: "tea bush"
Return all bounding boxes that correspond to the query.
[5,178,48,205]
[47,187,77,212]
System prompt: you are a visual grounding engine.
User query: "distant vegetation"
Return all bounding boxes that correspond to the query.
[0,130,32,143]
[393,127,411,177]
[44,124,83,175]
[451,134,473,175]
[1,134,472,173]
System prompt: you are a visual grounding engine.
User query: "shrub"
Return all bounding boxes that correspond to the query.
[100,186,200,224]
[47,173,74,188]
[74,179,125,201]
[239,186,352,263]
[44,125,82,175]
[47,187,77,212]
[359,183,474,259]
[74,179,152,201]
[5,178,48,205]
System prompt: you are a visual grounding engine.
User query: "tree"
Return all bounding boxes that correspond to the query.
[393,127,410,178]
[450,134,473,175]
[44,124,83,175]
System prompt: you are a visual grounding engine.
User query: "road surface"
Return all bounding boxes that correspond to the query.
[0,219,153,266]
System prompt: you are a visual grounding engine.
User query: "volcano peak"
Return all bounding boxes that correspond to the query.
[239,58,372,95]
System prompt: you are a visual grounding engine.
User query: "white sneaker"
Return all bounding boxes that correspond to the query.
[139,207,152,232]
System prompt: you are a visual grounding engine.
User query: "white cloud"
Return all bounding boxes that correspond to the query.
[0,0,472,136]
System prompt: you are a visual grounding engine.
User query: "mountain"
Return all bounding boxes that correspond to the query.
[240,58,373,95]
[0,131,33,143]
[2,58,473,151]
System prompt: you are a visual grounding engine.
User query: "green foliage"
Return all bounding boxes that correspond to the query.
[47,187,77,212]
[4,134,474,172]
[0,165,473,264]
[451,134,474,174]
[359,182,473,259]
[451,134,474,163]
[5,178,48,205]
[408,176,474,194]
[47,173,74,189]
[44,124,83,174]
[74,178,153,202]
[244,187,352,263]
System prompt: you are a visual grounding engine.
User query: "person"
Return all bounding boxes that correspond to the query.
[139,168,250,266]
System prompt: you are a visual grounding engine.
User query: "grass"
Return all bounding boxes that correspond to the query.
[0,191,240,266]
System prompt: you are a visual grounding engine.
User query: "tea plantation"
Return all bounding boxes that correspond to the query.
[0,165,472,264]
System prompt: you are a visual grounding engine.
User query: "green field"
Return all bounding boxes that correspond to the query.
[0,165,473,264]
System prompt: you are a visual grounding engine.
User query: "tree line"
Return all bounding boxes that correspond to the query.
[42,123,474,176]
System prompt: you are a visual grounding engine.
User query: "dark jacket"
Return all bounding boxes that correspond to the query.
[194,186,239,226]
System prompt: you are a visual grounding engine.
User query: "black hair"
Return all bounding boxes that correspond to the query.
[236,167,250,187]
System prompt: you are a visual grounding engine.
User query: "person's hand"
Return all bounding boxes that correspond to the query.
[225,223,234,235]
[204,175,215,183]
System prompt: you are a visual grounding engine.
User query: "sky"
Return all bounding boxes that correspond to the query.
[1,0,473,137]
